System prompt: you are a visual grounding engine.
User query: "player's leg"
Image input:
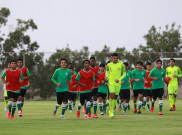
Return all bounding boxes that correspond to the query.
[146,90,152,111]
[68,92,73,112]
[173,85,178,111]
[133,90,138,113]
[123,89,130,115]
[77,93,84,118]
[168,86,174,111]
[102,94,107,114]
[60,92,69,119]
[137,90,143,114]
[53,92,62,116]
[158,88,164,115]
[119,90,124,111]
[4,90,8,111]
[108,85,116,118]
[98,93,103,114]
[20,89,27,112]
[7,91,13,118]
[151,89,157,112]
[85,92,92,119]
[142,90,147,109]
[92,88,98,118]
[72,93,77,110]
[11,92,19,119]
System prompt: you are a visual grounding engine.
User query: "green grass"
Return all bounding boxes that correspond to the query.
[0,99,182,135]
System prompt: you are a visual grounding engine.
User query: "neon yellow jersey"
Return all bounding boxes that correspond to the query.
[106,61,126,86]
[166,66,182,86]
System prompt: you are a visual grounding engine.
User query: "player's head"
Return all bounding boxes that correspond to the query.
[60,58,67,68]
[142,65,147,70]
[136,61,143,70]
[112,53,118,63]
[69,66,74,74]
[156,59,162,68]
[8,62,11,69]
[109,54,113,62]
[99,63,105,72]
[67,63,72,69]
[90,56,96,67]
[83,60,90,69]
[123,62,128,70]
[17,58,23,67]
[169,58,175,67]
[10,60,17,69]
[146,62,151,70]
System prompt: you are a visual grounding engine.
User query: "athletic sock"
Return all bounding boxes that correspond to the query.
[73,102,76,108]
[98,103,103,112]
[143,97,146,107]
[17,101,22,113]
[147,102,150,109]
[4,99,8,106]
[109,99,114,113]
[151,100,154,107]
[55,104,60,110]
[114,99,117,110]
[169,95,173,108]
[68,100,72,110]
[86,101,91,115]
[117,98,119,105]
[106,99,109,107]
[173,96,177,105]
[11,102,17,116]
[93,101,97,114]
[159,100,163,112]
[77,104,82,111]
[84,102,86,108]
[124,103,128,112]
[8,101,13,112]
[134,102,137,108]
[61,103,68,115]
[103,103,106,110]
[138,101,142,109]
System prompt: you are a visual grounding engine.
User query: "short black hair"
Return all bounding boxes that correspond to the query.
[60,58,67,63]
[68,66,74,69]
[156,59,162,63]
[112,53,118,57]
[10,60,16,63]
[136,61,143,66]
[123,62,128,66]
[146,62,151,66]
[17,58,23,62]
[90,56,95,60]
[68,63,72,66]
[170,58,175,62]
[143,65,147,70]
[83,60,90,64]
[107,61,111,64]
[99,63,105,67]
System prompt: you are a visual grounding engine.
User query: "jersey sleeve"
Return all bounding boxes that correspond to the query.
[20,72,24,80]
[93,74,95,82]
[177,67,182,77]
[68,70,71,81]
[27,69,30,76]
[106,64,109,79]
[76,72,81,81]
[119,63,126,81]
[162,69,165,77]
[149,69,154,77]
[51,70,58,84]
[144,70,146,77]
[131,70,135,79]
[2,71,6,78]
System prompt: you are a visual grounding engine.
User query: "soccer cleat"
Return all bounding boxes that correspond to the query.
[88,112,91,118]
[150,106,154,112]
[11,116,16,119]
[82,108,86,113]
[169,107,173,111]
[142,106,145,109]
[128,104,130,110]
[101,112,104,115]
[134,108,137,113]
[76,110,80,118]
[123,111,126,115]
[137,109,141,114]
[21,108,23,113]
[173,105,176,111]
[147,109,150,111]
[118,105,122,111]
[19,112,22,117]
[60,115,64,119]
[158,111,163,115]
[84,115,89,119]
[53,109,57,116]
[93,114,98,118]
[7,112,11,119]
[109,111,114,118]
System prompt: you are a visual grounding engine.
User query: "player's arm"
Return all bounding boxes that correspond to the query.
[177,67,182,77]
[148,70,158,80]
[51,70,61,87]
[131,71,139,82]
[119,64,126,82]
[105,64,109,79]
[19,71,24,83]
[1,71,7,85]
[92,75,95,90]
[24,69,30,79]
[75,73,86,88]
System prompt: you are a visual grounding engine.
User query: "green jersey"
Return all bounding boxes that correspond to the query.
[132,69,146,90]
[166,66,182,86]
[51,68,71,92]
[106,61,126,86]
[149,67,165,89]
[120,70,132,90]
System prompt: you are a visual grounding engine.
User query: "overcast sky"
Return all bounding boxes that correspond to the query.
[1,0,182,53]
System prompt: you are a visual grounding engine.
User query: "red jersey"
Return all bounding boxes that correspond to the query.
[97,72,105,85]
[4,69,22,91]
[144,70,152,89]
[68,74,78,92]
[20,67,29,87]
[76,70,95,92]
[89,66,99,88]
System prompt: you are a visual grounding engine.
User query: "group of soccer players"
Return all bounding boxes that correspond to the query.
[51,52,182,119]
[1,59,30,119]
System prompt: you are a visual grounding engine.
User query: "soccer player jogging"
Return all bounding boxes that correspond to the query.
[166,58,182,111]
[3,62,11,111]
[76,60,95,119]
[17,58,30,116]
[144,62,153,111]
[97,63,108,115]
[148,60,166,115]
[1,60,24,119]
[106,53,126,118]
[52,58,71,119]
[132,62,146,114]
[89,56,100,118]
[68,66,78,112]
[119,62,132,115]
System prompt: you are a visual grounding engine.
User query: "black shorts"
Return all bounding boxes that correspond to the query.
[98,92,107,99]
[68,92,77,101]
[7,91,20,100]
[56,91,69,104]
[92,88,98,97]
[145,90,152,97]
[119,89,130,99]
[20,89,27,97]
[133,89,143,97]
[152,88,163,99]
[80,92,92,105]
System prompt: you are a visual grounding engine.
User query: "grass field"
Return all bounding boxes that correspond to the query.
[0,99,182,135]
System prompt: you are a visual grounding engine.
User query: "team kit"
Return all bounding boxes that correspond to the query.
[2,53,182,119]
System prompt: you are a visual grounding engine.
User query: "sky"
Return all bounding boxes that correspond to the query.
[1,0,182,53]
